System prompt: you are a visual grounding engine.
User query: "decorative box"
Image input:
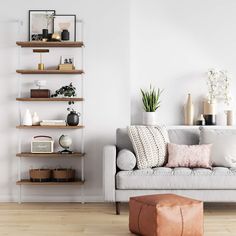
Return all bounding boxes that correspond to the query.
[31,136,54,153]
[30,89,50,98]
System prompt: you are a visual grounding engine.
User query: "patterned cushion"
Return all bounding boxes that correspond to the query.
[166,143,212,168]
[128,125,169,169]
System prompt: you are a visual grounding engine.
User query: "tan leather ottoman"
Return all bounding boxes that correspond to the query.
[129,194,203,236]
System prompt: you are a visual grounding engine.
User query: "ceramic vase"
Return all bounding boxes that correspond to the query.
[203,100,217,125]
[32,112,40,126]
[196,114,205,126]
[225,110,234,126]
[22,109,32,126]
[67,111,80,126]
[184,94,194,125]
[143,112,156,126]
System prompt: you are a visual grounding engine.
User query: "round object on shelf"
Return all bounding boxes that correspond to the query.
[59,135,73,153]
[67,111,80,126]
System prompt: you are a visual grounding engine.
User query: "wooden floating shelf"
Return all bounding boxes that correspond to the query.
[16,125,84,129]
[16,152,85,158]
[16,41,84,48]
[16,69,84,74]
[16,98,84,102]
[16,179,84,186]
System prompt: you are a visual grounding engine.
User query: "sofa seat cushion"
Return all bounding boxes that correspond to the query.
[116,167,236,190]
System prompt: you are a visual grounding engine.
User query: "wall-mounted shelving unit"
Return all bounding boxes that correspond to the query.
[16,20,85,203]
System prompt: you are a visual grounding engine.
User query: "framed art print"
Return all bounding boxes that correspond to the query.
[53,15,76,41]
[29,10,55,41]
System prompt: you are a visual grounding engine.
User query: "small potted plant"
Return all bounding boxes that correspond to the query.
[141,85,163,125]
[51,83,80,126]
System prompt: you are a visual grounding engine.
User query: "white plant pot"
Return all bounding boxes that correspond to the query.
[22,109,32,126]
[143,112,156,126]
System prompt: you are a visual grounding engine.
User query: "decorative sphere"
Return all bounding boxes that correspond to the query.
[59,135,72,149]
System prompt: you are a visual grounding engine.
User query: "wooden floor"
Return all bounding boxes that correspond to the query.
[0,203,235,236]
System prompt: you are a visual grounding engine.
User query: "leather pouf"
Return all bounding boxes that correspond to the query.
[129,194,203,236]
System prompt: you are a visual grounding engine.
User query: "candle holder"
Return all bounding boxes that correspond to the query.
[33,49,49,70]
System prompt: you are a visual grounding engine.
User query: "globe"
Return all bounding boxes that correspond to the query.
[59,135,72,153]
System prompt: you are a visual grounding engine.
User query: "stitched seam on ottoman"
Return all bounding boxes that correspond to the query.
[180,207,184,236]
[137,204,144,235]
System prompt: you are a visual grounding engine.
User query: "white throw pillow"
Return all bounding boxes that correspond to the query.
[117,149,136,171]
[199,127,236,167]
[128,125,169,169]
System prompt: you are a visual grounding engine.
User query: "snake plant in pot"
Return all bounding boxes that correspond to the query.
[141,85,163,125]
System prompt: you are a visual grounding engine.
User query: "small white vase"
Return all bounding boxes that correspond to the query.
[143,112,156,126]
[22,109,32,126]
[32,112,40,126]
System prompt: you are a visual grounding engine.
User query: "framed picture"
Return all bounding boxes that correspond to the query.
[61,56,75,66]
[53,15,76,41]
[29,10,55,41]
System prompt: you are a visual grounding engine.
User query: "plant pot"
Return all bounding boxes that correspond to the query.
[67,111,79,126]
[143,112,156,126]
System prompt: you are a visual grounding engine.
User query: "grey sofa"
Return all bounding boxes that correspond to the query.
[103,127,236,214]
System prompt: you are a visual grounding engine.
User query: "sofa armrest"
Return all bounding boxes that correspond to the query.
[103,145,117,202]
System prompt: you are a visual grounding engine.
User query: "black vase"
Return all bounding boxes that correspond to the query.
[67,111,79,126]
[61,29,70,41]
[204,114,216,125]
[42,29,48,39]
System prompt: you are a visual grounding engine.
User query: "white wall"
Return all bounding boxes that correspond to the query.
[1,0,236,202]
[0,0,130,202]
[130,0,236,125]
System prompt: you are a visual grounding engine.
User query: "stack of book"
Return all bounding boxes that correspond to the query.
[40,120,66,126]
[58,64,74,71]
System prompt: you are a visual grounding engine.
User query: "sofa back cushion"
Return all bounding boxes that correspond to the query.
[199,127,236,167]
[168,129,200,145]
[116,128,200,152]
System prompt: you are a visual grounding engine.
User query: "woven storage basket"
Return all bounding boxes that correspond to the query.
[52,169,75,182]
[29,169,51,182]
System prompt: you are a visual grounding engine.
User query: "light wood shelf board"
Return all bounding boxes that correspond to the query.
[16,69,84,74]
[16,98,84,102]
[16,125,84,129]
[16,179,85,186]
[16,41,84,48]
[16,152,85,158]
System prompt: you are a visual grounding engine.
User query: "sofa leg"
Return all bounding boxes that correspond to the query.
[116,202,121,215]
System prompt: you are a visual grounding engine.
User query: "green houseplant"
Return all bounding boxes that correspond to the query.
[51,83,80,126]
[141,85,163,125]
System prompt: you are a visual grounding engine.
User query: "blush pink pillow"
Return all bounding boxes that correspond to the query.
[166,143,212,168]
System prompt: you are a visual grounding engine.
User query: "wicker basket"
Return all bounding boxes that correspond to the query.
[52,169,75,182]
[29,169,51,182]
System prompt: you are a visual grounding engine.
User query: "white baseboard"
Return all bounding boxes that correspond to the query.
[0,195,104,203]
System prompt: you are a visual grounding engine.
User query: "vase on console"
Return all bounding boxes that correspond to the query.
[203,100,216,125]
[184,94,194,125]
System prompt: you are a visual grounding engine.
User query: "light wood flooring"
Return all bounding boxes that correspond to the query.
[0,203,235,236]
